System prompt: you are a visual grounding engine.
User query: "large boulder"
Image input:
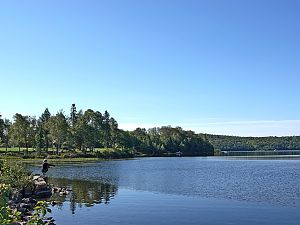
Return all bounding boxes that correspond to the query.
[33,175,52,198]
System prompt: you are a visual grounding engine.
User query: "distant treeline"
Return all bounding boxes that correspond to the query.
[201,134,300,151]
[0,104,213,156]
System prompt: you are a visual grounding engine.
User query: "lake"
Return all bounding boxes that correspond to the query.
[30,157,300,225]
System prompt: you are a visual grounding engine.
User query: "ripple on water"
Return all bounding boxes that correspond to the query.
[31,157,300,207]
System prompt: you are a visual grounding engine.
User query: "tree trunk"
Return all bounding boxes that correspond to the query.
[56,143,59,155]
[45,136,48,153]
[5,137,8,154]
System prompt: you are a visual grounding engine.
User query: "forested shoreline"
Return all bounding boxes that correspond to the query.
[0,104,214,157]
[202,134,300,152]
[1,104,299,158]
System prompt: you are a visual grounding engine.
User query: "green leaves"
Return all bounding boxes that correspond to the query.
[130,126,214,156]
[0,160,33,189]
[0,163,53,225]
[0,206,21,225]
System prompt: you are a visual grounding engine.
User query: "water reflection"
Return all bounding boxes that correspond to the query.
[35,158,300,207]
[48,178,118,214]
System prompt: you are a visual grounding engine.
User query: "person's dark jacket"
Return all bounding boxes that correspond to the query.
[42,162,55,173]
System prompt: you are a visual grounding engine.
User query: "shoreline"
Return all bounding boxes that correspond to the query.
[222,155,300,160]
[2,154,299,166]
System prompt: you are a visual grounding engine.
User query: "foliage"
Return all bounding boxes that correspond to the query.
[2,104,214,157]
[203,134,300,151]
[130,126,214,156]
[0,184,11,208]
[47,111,69,154]
[0,115,4,143]
[0,200,52,225]
[0,204,21,225]
[0,162,52,224]
[27,201,52,225]
[0,160,32,189]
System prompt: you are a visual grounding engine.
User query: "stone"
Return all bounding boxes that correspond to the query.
[59,191,67,195]
[51,201,57,206]
[33,175,52,198]
[18,206,28,213]
[23,187,33,198]
[32,175,40,181]
[19,203,32,210]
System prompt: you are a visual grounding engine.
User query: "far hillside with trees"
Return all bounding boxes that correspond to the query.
[201,134,300,152]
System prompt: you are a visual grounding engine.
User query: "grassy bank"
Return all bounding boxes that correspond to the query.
[0,147,136,164]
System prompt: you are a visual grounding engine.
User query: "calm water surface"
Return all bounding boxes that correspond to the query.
[31,157,300,225]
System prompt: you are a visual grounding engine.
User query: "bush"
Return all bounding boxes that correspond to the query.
[0,160,33,189]
[0,161,53,224]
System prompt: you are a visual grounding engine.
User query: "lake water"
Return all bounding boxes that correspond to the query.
[31,157,300,225]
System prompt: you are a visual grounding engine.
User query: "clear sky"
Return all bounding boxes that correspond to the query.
[0,0,299,136]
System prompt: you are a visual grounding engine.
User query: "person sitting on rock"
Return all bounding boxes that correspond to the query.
[42,159,55,175]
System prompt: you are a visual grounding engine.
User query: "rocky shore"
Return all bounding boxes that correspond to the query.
[8,175,70,225]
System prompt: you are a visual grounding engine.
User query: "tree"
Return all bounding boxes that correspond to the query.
[70,104,77,127]
[47,111,69,154]
[109,117,118,147]
[101,110,111,148]
[35,123,45,154]
[72,110,84,150]
[129,126,214,156]
[10,113,30,151]
[76,109,102,152]
[3,119,11,152]
[27,116,37,150]
[81,109,98,151]
[40,108,51,123]
[39,108,51,152]
[0,114,4,145]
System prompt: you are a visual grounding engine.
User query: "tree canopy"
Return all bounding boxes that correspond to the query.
[0,104,214,156]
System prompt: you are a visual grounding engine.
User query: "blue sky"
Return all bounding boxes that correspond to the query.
[0,0,299,136]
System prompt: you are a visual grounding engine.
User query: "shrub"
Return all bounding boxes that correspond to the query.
[0,160,33,189]
[0,161,53,224]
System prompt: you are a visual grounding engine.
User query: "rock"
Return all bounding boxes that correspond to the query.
[29,197,37,204]
[32,175,52,198]
[51,201,57,206]
[34,180,47,186]
[8,200,17,208]
[8,174,56,224]
[19,203,32,210]
[23,187,33,198]
[18,206,28,213]
[32,175,40,181]
[11,191,22,204]
[59,191,67,196]
[24,210,33,216]
[35,189,52,198]
[22,197,37,205]
[21,198,30,204]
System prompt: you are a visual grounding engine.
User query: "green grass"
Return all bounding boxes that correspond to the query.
[19,157,103,165]
[0,147,128,152]
[0,147,35,152]
[0,147,135,164]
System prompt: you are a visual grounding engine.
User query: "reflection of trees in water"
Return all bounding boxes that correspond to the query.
[49,178,118,214]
